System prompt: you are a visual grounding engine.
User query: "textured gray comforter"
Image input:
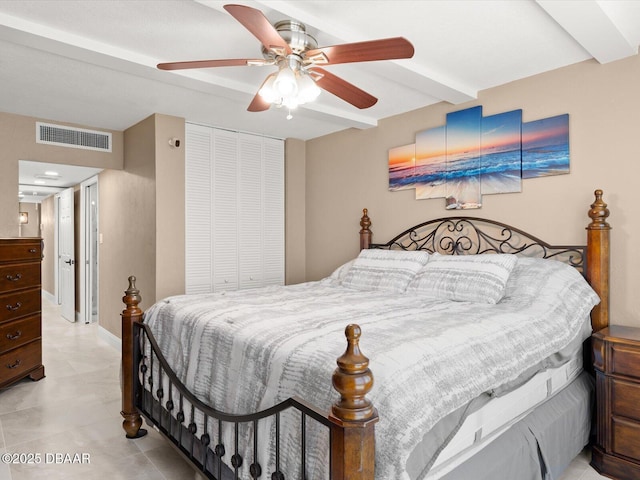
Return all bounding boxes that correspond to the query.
[143,258,599,479]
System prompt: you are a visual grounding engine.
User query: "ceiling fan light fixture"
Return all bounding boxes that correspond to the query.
[259,67,321,115]
[258,74,279,103]
[273,66,298,97]
[297,72,321,103]
[282,97,299,110]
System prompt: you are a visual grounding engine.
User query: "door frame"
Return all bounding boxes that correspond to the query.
[79,176,99,324]
[54,193,60,304]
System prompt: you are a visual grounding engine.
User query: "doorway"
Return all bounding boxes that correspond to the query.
[19,161,102,323]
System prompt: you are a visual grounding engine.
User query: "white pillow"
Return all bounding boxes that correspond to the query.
[342,249,430,293]
[327,259,356,284]
[502,256,599,308]
[407,253,517,304]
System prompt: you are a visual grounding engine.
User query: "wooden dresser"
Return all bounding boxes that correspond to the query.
[592,326,640,479]
[0,238,45,389]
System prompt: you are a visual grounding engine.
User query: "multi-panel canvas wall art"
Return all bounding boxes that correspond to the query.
[389,143,416,191]
[522,114,570,179]
[389,106,569,209]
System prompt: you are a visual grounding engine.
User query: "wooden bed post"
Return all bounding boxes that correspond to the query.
[360,209,372,250]
[586,189,611,332]
[330,324,379,480]
[121,276,148,439]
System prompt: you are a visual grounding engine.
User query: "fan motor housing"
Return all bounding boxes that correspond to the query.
[262,20,317,59]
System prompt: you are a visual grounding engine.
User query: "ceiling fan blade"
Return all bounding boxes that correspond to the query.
[247,93,271,112]
[157,58,268,70]
[224,4,291,56]
[309,67,377,109]
[304,37,414,65]
[247,76,272,112]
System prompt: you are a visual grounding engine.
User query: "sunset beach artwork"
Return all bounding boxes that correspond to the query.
[522,114,570,179]
[388,143,415,191]
[415,126,446,200]
[388,106,570,209]
[481,109,522,195]
[445,106,483,209]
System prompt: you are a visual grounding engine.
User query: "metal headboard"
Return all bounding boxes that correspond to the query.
[365,215,586,275]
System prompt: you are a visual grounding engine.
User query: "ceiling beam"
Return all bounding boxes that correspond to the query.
[537,0,637,64]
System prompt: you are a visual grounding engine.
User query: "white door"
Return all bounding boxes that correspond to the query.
[59,187,75,322]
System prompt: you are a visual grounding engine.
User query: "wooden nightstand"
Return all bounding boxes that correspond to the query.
[592,326,640,479]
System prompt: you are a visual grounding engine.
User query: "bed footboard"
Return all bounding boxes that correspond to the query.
[120,277,378,480]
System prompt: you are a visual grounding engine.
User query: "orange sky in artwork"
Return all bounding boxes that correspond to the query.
[389,144,415,169]
[522,123,569,145]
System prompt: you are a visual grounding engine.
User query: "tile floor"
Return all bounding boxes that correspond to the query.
[0,297,609,480]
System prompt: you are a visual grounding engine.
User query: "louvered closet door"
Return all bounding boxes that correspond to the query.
[262,137,285,285]
[185,123,284,293]
[238,133,263,289]
[185,124,212,294]
[212,128,239,291]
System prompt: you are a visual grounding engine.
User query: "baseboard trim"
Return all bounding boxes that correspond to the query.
[98,325,121,351]
[42,290,56,304]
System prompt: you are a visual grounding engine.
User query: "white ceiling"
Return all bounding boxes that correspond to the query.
[19,160,102,203]
[0,0,639,142]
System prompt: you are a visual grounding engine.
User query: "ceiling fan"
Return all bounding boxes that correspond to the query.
[157,4,415,114]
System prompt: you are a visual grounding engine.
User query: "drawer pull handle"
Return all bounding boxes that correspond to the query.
[6,330,22,341]
[6,302,22,312]
[6,359,21,369]
[28,248,37,254]
[5,273,22,282]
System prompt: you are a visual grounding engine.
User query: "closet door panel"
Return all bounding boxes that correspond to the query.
[212,129,239,291]
[262,137,285,285]
[238,133,263,289]
[185,124,212,294]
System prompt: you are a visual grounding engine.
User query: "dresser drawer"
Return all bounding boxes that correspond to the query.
[0,288,41,323]
[0,339,41,384]
[612,417,640,461]
[611,344,640,380]
[612,378,640,422]
[0,315,40,352]
[0,262,41,294]
[0,242,41,262]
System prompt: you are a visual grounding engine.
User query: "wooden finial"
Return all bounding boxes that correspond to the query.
[331,324,375,421]
[360,209,371,233]
[588,189,610,230]
[360,209,372,250]
[122,275,142,316]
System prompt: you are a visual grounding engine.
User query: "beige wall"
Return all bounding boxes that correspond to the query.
[0,111,123,237]
[285,138,306,284]
[154,114,186,301]
[18,203,40,238]
[99,115,157,337]
[98,113,186,338]
[305,55,640,327]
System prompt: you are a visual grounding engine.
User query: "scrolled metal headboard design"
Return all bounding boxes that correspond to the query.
[368,216,586,274]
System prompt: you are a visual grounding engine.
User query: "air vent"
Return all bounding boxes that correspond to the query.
[36,122,112,152]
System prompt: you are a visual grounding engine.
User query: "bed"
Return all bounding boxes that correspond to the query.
[120,188,611,480]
